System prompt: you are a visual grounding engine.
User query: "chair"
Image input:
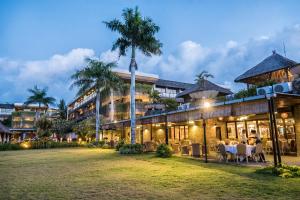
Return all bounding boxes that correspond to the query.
[217,144,228,162]
[265,141,273,154]
[236,144,248,163]
[143,141,155,152]
[181,145,189,155]
[171,143,180,154]
[252,143,264,162]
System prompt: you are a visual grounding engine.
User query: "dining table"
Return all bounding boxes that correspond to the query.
[225,144,255,157]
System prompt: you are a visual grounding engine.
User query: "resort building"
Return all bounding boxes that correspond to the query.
[101,52,300,157]
[0,103,14,122]
[67,69,197,122]
[10,103,58,141]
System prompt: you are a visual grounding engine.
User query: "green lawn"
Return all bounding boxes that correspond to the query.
[0,148,299,200]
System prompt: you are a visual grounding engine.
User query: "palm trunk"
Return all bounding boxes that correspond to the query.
[130,46,137,144]
[95,91,101,142]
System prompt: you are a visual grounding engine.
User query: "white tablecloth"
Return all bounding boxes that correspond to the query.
[225,145,255,157]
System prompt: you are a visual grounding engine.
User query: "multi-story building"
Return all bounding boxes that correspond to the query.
[67,69,195,122]
[0,103,14,122]
[10,103,53,141]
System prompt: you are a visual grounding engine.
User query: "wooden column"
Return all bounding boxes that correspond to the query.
[268,98,279,166]
[203,119,208,163]
[293,105,300,156]
[165,115,168,145]
[271,97,282,164]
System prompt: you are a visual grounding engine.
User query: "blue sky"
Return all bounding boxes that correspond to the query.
[1,0,300,104]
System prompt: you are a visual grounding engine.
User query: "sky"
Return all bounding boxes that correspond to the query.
[1,0,300,104]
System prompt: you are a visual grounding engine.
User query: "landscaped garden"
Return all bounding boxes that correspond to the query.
[0,148,299,200]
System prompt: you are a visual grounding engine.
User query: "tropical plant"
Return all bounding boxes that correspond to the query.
[156,144,173,158]
[104,6,162,144]
[57,99,67,119]
[70,60,122,142]
[148,90,161,103]
[51,119,74,141]
[160,98,179,112]
[25,85,56,118]
[36,116,53,138]
[195,71,214,88]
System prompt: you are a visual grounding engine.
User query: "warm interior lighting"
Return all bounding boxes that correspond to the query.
[228,116,235,121]
[155,124,160,127]
[238,116,248,121]
[281,112,288,119]
[218,117,223,121]
[203,102,211,108]
[188,120,194,125]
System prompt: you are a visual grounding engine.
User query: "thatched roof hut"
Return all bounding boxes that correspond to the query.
[235,51,298,84]
[176,80,232,99]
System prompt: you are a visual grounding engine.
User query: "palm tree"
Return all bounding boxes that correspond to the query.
[70,59,122,142]
[195,71,214,88]
[25,85,56,117]
[104,7,162,144]
[57,99,67,119]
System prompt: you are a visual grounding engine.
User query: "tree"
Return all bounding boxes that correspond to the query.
[36,116,53,139]
[70,59,122,142]
[148,90,161,103]
[25,85,56,117]
[72,117,96,141]
[52,119,74,141]
[57,99,67,119]
[104,6,162,144]
[160,98,179,112]
[195,71,214,88]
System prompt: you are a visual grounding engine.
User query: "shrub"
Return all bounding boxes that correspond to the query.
[0,143,21,151]
[87,141,105,148]
[256,164,300,178]
[0,141,85,151]
[119,144,143,154]
[156,144,173,158]
[115,139,125,151]
[102,143,110,149]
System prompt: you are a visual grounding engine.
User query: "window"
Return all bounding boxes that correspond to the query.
[226,123,236,139]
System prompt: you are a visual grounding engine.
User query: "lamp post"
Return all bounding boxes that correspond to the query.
[202,100,211,163]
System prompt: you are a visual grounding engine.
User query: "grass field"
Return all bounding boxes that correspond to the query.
[0,148,299,200]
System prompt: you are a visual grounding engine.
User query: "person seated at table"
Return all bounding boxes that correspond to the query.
[241,130,248,144]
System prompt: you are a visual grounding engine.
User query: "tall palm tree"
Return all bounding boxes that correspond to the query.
[70,59,122,142]
[25,85,56,117]
[195,71,214,88]
[104,6,162,144]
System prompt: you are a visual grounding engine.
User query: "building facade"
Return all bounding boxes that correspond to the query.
[101,52,300,157]
[67,69,198,123]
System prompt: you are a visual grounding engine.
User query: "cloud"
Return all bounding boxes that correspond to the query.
[0,48,94,103]
[2,24,300,104]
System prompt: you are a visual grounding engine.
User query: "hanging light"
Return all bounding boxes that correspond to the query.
[281,112,288,119]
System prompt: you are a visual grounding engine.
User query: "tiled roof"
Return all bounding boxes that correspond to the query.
[235,51,298,82]
[176,80,232,98]
[155,79,195,89]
